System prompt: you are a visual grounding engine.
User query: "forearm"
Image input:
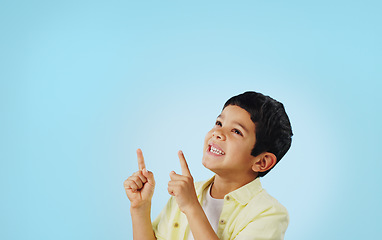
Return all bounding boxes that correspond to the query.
[130,204,157,240]
[185,205,220,240]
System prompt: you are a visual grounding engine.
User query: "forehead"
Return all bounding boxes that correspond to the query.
[219,105,255,131]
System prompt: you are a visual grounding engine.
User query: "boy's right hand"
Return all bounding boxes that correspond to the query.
[124,149,155,209]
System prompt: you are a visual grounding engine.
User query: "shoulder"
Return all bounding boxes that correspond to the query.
[225,179,289,238]
[231,177,288,216]
[229,189,289,239]
[249,188,289,217]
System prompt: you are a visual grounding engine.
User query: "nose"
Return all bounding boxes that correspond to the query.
[212,129,226,141]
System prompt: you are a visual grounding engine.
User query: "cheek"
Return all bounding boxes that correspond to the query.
[204,130,213,142]
[233,141,253,156]
[244,142,255,156]
[203,131,213,149]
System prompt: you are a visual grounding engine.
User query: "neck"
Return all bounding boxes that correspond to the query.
[210,173,258,199]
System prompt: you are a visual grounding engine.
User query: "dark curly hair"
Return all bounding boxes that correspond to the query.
[223,91,293,177]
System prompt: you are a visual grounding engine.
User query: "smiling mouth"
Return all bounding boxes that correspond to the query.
[208,145,225,155]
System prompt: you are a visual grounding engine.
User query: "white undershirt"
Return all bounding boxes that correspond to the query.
[186,183,224,240]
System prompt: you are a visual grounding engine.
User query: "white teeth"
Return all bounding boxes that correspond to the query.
[210,146,225,155]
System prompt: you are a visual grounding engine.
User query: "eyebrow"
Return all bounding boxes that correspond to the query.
[217,114,249,134]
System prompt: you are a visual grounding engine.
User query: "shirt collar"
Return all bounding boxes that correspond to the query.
[196,176,215,201]
[196,176,263,205]
[228,177,263,205]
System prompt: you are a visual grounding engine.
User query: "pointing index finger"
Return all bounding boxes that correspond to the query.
[178,150,191,176]
[136,148,146,170]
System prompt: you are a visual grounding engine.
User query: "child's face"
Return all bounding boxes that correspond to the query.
[202,105,258,178]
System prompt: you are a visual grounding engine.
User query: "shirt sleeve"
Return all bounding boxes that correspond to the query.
[152,198,171,240]
[233,207,289,240]
[152,196,180,240]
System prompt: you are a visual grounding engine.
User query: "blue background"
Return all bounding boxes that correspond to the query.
[1,1,381,239]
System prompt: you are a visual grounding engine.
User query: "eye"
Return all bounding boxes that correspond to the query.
[215,120,222,127]
[232,129,243,136]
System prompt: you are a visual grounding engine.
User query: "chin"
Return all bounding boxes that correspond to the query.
[201,156,210,169]
[202,156,215,173]
[201,155,207,167]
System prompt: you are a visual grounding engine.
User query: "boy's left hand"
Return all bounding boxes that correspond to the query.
[168,150,199,215]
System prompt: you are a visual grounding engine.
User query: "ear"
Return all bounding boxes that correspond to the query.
[251,152,277,173]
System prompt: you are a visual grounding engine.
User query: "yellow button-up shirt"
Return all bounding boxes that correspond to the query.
[152,176,289,240]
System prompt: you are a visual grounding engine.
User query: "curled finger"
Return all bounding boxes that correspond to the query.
[133,170,148,184]
[124,179,139,192]
[130,175,144,189]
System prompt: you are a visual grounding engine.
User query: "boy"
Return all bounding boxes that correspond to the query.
[124,91,293,240]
